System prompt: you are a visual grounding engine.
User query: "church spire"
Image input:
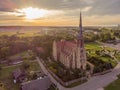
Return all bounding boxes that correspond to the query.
[77,11,84,48]
[79,11,83,38]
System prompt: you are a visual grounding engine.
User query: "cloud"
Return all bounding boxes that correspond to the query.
[88,0,120,15]
[11,0,89,10]
[84,15,120,25]
[0,0,17,12]
[1,0,120,16]
[82,6,92,12]
[0,0,120,26]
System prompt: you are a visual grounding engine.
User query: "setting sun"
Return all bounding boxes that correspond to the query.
[17,7,48,20]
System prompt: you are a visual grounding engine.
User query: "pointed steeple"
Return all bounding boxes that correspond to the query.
[79,11,82,36]
[77,11,84,48]
[77,12,86,70]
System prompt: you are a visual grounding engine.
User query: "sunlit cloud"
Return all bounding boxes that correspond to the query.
[15,7,64,20]
[0,0,119,26]
[16,7,48,19]
[82,6,92,12]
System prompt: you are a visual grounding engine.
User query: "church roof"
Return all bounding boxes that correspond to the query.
[56,41,77,49]
[56,41,77,56]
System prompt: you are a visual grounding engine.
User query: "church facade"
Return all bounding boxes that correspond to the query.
[53,13,87,70]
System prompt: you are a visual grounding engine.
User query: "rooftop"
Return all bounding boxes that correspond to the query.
[21,76,51,90]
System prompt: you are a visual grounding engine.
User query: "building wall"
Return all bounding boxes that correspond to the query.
[53,41,57,61]
[53,40,86,70]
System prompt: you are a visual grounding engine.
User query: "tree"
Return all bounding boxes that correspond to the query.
[0,66,2,74]
[22,62,30,70]
[0,46,10,59]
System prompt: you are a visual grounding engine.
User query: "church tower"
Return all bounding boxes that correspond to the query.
[53,41,57,61]
[53,12,87,70]
[77,12,87,70]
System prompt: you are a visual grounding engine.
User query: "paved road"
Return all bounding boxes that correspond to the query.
[96,41,120,51]
[36,57,65,90]
[37,57,120,90]
[2,60,37,69]
[104,43,120,50]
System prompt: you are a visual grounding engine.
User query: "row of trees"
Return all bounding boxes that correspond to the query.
[0,35,30,60]
[0,34,56,62]
[83,31,115,43]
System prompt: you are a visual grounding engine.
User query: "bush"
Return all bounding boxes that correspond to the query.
[88,56,113,73]
[22,63,30,70]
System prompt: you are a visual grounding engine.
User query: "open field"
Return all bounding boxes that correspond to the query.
[0,31,42,37]
[0,51,36,67]
[85,42,115,51]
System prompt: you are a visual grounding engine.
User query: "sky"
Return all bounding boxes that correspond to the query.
[0,0,120,26]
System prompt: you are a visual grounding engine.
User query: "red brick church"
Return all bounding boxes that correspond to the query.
[53,12,87,70]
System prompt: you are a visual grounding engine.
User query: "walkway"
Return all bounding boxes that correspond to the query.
[2,60,37,69]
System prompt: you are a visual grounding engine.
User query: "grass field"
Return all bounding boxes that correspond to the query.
[0,31,42,37]
[85,42,102,50]
[0,61,40,79]
[104,75,120,90]
[85,42,117,67]
[0,64,21,90]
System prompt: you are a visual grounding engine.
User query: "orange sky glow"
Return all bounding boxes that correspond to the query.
[0,0,120,26]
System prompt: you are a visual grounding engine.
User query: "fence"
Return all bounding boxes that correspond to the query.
[93,69,112,76]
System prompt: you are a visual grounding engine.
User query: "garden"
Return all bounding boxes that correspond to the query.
[85,42,120,73]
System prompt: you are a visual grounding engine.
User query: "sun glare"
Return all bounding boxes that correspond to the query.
[18,7,48,20]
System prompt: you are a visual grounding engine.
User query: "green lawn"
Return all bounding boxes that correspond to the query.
[0,61,40,79]
[85,42,114,51]
[0,65,21,79]
[98,56,117,67]
[66,80,87,88]
[0,65,21,90]
[28,61,41,71]
[105,76,120,90]
[85,42,117,67]
[85,42,102,50]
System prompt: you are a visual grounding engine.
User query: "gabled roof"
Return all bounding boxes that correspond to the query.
[13,68,24,79]
[21,76,51,90]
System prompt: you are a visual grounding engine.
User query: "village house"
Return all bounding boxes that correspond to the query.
[13,68,26,83]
